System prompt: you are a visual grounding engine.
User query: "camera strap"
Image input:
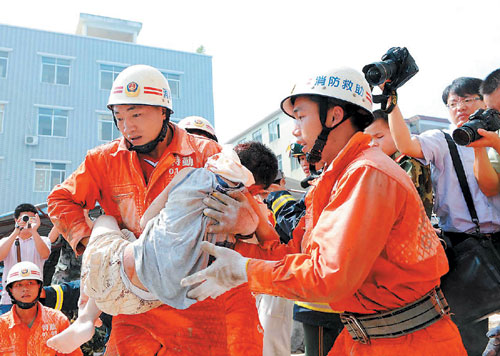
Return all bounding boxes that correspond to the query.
[373,88,398,114]
[443,131,481,233]
[15,238,21,262]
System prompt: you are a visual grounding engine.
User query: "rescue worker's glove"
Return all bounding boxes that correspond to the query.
[181,241,248,301]
[203,190,259,236]
[483,325,500,356]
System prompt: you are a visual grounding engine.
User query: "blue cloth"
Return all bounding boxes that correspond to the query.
[133,169,240,310]
[0,304,12,315]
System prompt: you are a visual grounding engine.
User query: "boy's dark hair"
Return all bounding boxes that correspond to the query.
[480,69,500,96]
[372,109,389,123]
[234,141,278,189]
[14,203,38,219]
[291,95,373,132]
[442,77,483,104]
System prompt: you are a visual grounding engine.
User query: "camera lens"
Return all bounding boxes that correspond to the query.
[452,126,475,146]
[22,215,30,222]
[363,60,398,86]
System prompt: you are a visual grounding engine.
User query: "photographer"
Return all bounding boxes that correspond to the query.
[468,69,500,197]
[387,77,500,355]
[0,203,51,315]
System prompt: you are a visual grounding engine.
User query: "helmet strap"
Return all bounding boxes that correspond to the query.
[110,107,171,154]
[306,98,352,175]
[7,281,42,310]
[128,118,169,154]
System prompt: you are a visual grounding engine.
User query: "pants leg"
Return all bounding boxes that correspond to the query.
[454,318,488,356]
[256,294,294,356]
[224,284,263,356]
[303,323,341,356]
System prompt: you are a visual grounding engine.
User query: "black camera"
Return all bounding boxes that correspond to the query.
[452,109,500,146]
[362,47,419,90]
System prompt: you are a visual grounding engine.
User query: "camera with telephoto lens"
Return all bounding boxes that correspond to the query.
[362,47,419,90]
[452,108,500,146]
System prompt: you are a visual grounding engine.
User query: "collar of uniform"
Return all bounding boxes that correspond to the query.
[321,131,372,179]
[8,302,42,329]
[113,123,197,157]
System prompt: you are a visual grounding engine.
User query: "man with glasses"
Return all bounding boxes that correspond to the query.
[386,76,500,355]
[468,69,500,197]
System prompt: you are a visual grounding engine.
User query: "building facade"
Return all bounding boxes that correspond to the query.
[0,14,215,215]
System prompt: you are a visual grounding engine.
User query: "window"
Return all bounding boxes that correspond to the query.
[237,138,247,145]
[41,56,70,85]
[252,129,262,143]
[34,162,66,192]
[0,104,4,133]
[291,156,300,171]
[0,51,7,78]
[161,72,181,99]
[277,154,282,172]
[98,113,121,141]
[268,119,280,142]
[38,108,68,137]
[100,64,125,90]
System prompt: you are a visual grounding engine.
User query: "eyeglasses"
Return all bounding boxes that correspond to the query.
[446,97,482,109]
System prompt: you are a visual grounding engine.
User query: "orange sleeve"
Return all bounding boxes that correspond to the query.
[246,166,406,303]
[234,229,303,260]
[47,150,102,255]
[235,203,305,260]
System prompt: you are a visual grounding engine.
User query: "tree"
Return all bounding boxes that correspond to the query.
[196,45,206,54]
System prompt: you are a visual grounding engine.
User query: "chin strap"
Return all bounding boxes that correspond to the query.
[306,98,351,174]
[127,118,169,154]
[7,282,42,310]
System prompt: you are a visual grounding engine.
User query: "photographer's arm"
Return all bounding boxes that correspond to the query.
[469,129,500,196]
[28,215,50,259]
[388,105,425,159]
[0,228,19,261]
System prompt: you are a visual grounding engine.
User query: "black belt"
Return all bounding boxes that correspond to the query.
[340,287,449,344]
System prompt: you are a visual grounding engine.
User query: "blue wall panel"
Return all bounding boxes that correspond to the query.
[0,23,214,215]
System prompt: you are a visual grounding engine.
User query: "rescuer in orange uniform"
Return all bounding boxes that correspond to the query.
[0,261,82,356]
[182,67,467,355]
[47,64,262,356]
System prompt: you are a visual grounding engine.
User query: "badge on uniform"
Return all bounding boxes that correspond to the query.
[126,81,140,97]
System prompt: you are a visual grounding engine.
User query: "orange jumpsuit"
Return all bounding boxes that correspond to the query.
[48,124,262,356]
[236,132,466,355]
[0,302,83,356]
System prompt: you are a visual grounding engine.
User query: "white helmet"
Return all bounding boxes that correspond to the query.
[281,67,373,119]
[6,261,43,287]
[107,64,173,113]
[178,116,217,141]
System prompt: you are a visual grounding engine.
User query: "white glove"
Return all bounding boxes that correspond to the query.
[203,190,259,236]
[180,241,249,301]
[484,326,500,356]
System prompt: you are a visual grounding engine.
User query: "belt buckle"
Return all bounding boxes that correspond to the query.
[341,313,370,345]
[431,287,449,316]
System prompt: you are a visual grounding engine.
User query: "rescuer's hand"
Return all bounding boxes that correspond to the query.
[203,190,258,236]
[181,241,248,301]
